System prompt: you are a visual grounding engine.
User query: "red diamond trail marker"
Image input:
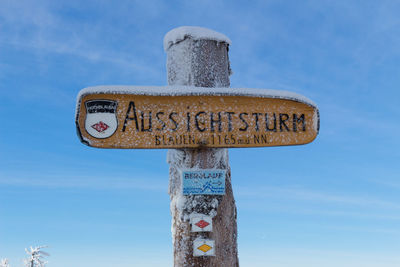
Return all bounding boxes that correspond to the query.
[195,220,210,229]
[190,214,213,232]
[91,121,109,133]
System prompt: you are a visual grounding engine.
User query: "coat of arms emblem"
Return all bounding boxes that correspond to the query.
[84,100,118,139]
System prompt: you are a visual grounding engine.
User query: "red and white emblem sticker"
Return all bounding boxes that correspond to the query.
[84,100,118,139]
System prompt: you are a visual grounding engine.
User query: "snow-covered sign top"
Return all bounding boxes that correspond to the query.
[75,86,319,149]
[164,26,231,51]
[77,86,317,109]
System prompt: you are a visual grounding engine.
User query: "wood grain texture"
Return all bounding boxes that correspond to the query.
[76,93,318,149]
[167,36,239,267]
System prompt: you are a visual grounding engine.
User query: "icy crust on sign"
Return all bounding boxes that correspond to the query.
[168,149,227,221]
[77,85,318,109]
[164,26,231,51]
[168,148,228,246]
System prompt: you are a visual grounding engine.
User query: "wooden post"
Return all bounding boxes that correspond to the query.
[165,27,239,267]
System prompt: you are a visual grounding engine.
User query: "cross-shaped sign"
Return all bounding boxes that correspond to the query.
[75,26,319,266]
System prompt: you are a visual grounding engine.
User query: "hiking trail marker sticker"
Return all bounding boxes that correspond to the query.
[75,86,319,149]
[193,238,215,257]
[190,214,213,232]
[182,169,226,195]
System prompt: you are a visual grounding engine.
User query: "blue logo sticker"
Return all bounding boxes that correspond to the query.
[182,169,226,195]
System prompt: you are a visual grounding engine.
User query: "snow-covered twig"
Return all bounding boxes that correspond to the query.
[24,246,49,267]
[0,258,10,267]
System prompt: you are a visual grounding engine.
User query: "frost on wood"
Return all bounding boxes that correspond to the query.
[165,28,232,88]
[77,86,317,109]
[0,259,9,267]
[168,149,229,220]
[166,27,238,267]
[24,246,49,267]
[168,148,238,266]
[168,149,229,243]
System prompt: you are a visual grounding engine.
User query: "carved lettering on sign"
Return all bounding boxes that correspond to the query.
[76,89,319,149]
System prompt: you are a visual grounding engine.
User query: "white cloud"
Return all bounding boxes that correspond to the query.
[0,0,163,77]
[240,247,400,267]
[236,184,400,210]
[0,174,167,192]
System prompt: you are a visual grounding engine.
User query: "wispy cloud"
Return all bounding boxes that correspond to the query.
[0,174,167,192]
[0,0,163,78]
[322,224,400,235]
[236,185,400,210]
[316,101,400,145]
[3,38,161,77]
[240,247,400,267]
[369,178,400,190]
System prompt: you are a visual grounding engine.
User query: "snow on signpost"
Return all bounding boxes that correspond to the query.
[75,26,319,267]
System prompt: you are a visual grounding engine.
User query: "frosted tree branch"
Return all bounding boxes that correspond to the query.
[0,258,10,267]
[24,246,49,267]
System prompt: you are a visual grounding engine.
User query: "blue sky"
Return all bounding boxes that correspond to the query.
[1,0,400,266]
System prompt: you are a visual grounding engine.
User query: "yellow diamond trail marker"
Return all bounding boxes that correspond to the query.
[75,86,319,149]
[198,244,212,253]
[193,238,215,257]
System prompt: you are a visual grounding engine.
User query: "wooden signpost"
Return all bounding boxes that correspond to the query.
[75,26,319,267]
[76,87,318,149]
